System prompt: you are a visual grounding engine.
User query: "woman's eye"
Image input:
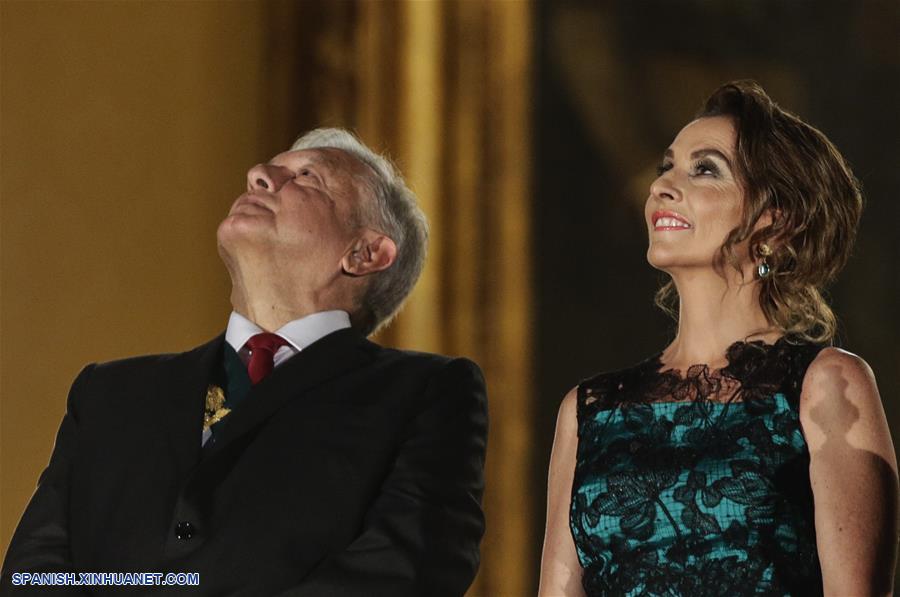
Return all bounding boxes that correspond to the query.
[692,159,719,176]
[655,162,673,176]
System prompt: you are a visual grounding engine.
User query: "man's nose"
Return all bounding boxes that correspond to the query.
[246,164,289,192]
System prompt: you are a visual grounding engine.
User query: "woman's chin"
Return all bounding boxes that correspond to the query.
[646,246,679,271]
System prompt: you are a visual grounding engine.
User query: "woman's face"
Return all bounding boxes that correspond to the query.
[645,116,747,275]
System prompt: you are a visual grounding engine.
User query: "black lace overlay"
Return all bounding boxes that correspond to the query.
[570,337,825,596]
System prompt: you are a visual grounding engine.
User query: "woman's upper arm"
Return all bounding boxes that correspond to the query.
[539,388,586,597]
[799,347,899,596]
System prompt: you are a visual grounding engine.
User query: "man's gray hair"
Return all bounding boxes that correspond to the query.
[291,128,428,336]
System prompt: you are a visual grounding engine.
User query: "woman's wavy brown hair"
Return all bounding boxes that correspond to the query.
[655,80,863,343]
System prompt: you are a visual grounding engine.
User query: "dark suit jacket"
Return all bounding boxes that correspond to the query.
[1,328,488,596]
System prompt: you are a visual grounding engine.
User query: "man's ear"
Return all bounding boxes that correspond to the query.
[341,231,397,277]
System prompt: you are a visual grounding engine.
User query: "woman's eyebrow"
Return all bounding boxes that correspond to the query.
[662,147,733,171]
[690,148,733,170]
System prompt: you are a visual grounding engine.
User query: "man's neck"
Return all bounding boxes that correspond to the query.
[225,256,354,331]
[229,286,344,332]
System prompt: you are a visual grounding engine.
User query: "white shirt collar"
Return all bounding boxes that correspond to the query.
[225,310,352,357]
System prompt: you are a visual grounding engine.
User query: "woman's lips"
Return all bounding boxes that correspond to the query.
[652,210,692,230]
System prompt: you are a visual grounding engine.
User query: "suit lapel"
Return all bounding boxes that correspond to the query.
[158,334,225,483]
[205,327,374,458]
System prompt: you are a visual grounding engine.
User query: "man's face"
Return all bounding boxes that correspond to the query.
[217,147,372,285]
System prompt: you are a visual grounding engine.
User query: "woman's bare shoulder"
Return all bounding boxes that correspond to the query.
[800,346,894,464]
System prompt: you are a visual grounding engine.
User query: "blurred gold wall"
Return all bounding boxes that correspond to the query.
[1,2,535,594]
[1,0,263,569]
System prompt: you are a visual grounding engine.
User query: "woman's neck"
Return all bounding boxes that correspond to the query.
[662,268,779,370]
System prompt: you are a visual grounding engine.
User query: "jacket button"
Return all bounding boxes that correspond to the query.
[174,521,196,540]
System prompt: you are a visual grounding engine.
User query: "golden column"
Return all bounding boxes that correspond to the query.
[358,2,536,594]
[262,1,535,591]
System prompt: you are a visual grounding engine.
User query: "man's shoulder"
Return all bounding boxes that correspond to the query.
[361,344,486,405]
[87,335,223,378]
[366,342,482,377]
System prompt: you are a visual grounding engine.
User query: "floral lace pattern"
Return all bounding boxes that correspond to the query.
[570,337,824,596]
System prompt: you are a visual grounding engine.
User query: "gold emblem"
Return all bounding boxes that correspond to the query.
[203,385,230,431]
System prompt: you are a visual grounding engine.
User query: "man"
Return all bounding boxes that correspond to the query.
[2,129,488,596]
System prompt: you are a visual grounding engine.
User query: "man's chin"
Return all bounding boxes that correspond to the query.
[216,217,272,256]
[219,211,270,234]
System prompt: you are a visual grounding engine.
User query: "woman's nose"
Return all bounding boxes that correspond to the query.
[649,171,682,202]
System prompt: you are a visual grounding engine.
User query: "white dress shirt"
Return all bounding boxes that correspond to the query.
[225,309,352,367]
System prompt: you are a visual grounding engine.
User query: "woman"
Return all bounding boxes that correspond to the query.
[539,81,898,596]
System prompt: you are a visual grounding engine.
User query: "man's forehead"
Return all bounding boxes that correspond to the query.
[270,147,361,171]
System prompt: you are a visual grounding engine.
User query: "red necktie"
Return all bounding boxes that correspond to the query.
[244,333,288,385]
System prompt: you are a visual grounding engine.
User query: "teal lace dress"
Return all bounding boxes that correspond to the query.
[570,338,824,595]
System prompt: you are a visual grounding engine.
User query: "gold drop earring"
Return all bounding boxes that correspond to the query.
[757,243,773,278]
